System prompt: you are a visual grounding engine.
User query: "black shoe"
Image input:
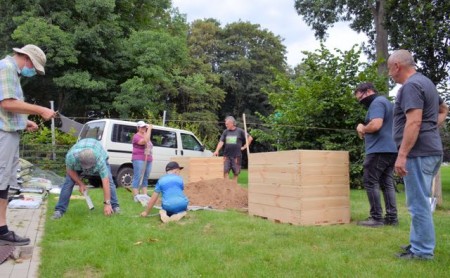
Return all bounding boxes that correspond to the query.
[384,218,399,226]
[0,231,30,246]
[357,217,384,227]
[396,250,432,260]
[400,244,411,251]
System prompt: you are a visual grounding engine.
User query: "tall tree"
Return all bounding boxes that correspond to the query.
[216,21,287,119]
[385,0,450,85]
[293,0,450,86]
[294,0,389,76]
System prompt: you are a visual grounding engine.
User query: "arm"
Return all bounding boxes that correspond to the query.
[0,98,55,120]
[67,168,88,194]
[100,176,113,216]
[137,124,153,145]
[438,102,448,127]
[356,118,383,139]
[213,141,224,156]
[394,109,422,177]
[241,134,253,151]
[140,192,160,217]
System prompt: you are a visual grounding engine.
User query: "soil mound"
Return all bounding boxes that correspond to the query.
[185,178,248,209]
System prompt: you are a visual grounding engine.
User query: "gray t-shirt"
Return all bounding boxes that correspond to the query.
[219,127,247,157]
[365,96,397,154]
[393,72,443,157]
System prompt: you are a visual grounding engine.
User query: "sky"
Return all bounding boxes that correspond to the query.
[172,0,369,68]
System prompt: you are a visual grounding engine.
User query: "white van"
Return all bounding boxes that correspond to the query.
[78,119,213,187]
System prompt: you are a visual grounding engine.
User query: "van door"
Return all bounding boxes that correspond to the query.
[150,128,179,178]
[179,132,212,157]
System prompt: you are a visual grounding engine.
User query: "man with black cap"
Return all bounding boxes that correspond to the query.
[0,45,56,246]
[52,138,121,219]
[354,82,398,227]
[140,161,189,222]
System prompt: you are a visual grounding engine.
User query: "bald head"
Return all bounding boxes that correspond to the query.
[387,49,417,84]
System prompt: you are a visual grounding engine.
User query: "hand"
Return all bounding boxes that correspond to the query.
[140,211,148,217]
[104,204,113,216]
[146,124,152,130]
[40,107,56,121]
[213,151,219,156]
[25,121,39,132]
[394,155,408,177]
[78,184,87,194]
[356,124,365,139]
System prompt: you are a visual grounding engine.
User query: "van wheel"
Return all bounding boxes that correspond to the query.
[117,167,133,187]
[88,177,102,188]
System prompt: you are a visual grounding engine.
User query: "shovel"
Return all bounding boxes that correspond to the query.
[429,177,437,212]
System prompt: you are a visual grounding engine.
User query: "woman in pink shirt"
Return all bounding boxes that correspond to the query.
[131,121,153,199]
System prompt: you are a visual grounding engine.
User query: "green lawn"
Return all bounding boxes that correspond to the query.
[39,167,450,277]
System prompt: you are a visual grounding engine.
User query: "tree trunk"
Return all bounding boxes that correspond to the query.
[373,0,389,86]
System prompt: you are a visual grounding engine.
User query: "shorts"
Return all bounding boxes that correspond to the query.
[224,156,241,175]
[0,131,20,190]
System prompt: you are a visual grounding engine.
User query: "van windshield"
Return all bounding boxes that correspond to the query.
[79,121,106,141]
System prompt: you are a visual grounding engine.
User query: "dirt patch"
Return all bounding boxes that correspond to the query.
[185,178,248,209]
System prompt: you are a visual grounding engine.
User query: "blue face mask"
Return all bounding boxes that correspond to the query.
[21,66,36,77]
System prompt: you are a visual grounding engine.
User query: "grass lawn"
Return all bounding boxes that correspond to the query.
[39,167,450,277]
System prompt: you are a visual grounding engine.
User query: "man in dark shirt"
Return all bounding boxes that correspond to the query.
[213,116,253,180]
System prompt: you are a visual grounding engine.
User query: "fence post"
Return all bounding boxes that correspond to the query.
[50,101,56,160]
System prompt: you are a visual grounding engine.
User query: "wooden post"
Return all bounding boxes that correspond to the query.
[242,113,250,157]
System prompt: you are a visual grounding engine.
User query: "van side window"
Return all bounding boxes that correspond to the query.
[152,129,177,148]
[111,124,136,144]
[181,133,203,151]
[79,121,106,141]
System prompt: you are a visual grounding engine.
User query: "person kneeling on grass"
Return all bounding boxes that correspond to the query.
[140,162,188,223]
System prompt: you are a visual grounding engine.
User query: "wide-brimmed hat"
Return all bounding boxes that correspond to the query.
[136,121,147,128]
[13,44,46,75]
[165,161,184,172]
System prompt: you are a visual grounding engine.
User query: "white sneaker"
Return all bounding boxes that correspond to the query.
[52,211,63,220]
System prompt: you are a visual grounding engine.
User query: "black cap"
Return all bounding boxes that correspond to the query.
[165,161,184,172]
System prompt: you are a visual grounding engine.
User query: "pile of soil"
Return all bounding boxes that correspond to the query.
[185,178,248,209]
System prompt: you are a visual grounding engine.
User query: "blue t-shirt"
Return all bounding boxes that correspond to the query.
[393,72,443,157]
[155,173,189,213]
[364,96,397,154]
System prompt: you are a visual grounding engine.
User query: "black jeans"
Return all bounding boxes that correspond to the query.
[363,153,398,221]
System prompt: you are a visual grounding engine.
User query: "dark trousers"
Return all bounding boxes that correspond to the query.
[363,153,398,221]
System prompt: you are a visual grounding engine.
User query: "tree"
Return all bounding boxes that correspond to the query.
[256,45,386,188]
[385,0,450,85]
[2,0,173,118]
[294,0,450,86]
[294,0,389,76]
[216,21,287,119]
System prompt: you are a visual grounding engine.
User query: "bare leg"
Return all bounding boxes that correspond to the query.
[0,199,7,226]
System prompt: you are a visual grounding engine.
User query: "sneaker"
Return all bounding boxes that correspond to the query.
[113,207,121,214]
[169,211,187,222]
[0,231,30,246]
[52,210,63,220]
[396,250,433,260]
[384,218,399,226]
[357,217,384,227]
[159,210,170,223]
[133,195,139,202]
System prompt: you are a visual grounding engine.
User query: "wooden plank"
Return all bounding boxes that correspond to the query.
[299,208,350,226]
[248,202,302,224]
[249,192,348,210]
[248,202,350,226]
[248,183,349,198]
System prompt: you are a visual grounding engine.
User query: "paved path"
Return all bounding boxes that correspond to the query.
[0,202,46,278]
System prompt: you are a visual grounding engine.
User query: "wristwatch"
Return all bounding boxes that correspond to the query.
[103,200,111,205]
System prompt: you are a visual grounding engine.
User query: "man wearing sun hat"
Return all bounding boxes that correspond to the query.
[0,45,56,246]
[52,138,121,219]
